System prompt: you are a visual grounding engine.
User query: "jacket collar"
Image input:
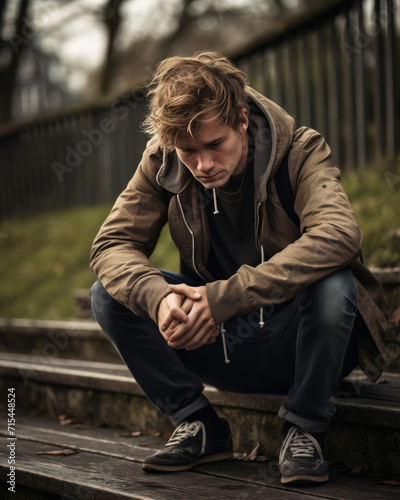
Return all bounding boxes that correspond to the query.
[156,87,296,200]
[156,149,193,194]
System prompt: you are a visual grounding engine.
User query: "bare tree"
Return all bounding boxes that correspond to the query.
[99,0,125,95]
[0,0,30,125]
[158,0,195,60]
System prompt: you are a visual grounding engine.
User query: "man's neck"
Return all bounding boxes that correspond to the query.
[221,164,248,194]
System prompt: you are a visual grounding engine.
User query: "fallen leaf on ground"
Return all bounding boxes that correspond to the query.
[58,414,80,426]
[162,431,172,440]
[380,479,400,486]
[60,419,74,426]
[234,443,266,462]
[36,449,78,456]
[114,430,143,438]
[138,442,149,447]
[244,443,260,461]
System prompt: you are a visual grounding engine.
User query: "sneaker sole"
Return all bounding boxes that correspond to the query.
[142,451,233,473]
[281,473,329,485]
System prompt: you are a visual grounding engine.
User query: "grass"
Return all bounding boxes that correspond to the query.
[0,165,398,320]
[341,166,400,267]
[0,205,179,320]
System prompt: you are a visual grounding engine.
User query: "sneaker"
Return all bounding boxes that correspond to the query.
[279,426,329,485]
[142,419,233,472]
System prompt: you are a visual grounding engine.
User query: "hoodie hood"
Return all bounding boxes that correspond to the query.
[246,87,295,202]
[156,86,296,200]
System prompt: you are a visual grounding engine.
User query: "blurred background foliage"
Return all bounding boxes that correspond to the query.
[0,0,322,125]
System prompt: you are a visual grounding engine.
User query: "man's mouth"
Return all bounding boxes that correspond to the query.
[198,172,221,181]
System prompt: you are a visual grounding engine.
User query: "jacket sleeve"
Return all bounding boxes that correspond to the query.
[89,140,171,323]
[206,129,363,325]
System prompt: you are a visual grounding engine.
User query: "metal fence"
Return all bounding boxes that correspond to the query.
[0,0,399,220]
[0,93,149,220]
[233,0,399,171]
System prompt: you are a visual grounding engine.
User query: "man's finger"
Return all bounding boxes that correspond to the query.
[175,323,218,350]
[169,283,202,300]
[161,308,188,332]
[186,325,219,350]
[164,296,196,332]
[167,321,194,345]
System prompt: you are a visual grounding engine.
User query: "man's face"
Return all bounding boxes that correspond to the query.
[175,109,249,189]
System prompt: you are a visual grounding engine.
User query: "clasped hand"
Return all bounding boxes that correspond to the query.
[157,284,220,351]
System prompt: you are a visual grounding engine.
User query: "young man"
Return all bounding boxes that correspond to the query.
[89,52,388,485]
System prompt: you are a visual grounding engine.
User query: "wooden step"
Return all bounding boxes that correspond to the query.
[1,314,399,372]
[0,415,399,500]
[0,353,399,477]
[0,318,121,363]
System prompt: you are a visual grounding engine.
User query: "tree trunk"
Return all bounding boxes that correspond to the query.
[99,0,124,95]
[0,0,30,125]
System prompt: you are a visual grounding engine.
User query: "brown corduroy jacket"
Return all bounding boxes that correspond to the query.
[90,87,389,382]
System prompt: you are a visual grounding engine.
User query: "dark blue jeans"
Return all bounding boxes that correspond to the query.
[90,269,360,433]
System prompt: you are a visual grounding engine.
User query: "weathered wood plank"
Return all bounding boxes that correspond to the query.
[0,417,161,463]
[1,417,399,500]
[0,437,327,500]
[1,353,400,423]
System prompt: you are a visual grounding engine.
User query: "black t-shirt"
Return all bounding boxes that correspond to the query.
[205,158,261,280]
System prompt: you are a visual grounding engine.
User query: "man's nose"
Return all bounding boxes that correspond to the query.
[197,152,214,172]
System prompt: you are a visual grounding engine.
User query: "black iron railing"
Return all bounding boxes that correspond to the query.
[233,0,399,170]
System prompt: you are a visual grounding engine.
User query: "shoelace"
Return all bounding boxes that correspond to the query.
[289,432,315,458]
[279,427,321,464]
[165,421,205,452]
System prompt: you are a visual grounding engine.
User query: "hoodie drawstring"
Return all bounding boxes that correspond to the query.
[259,244,265,327]
[212,189,229,363]
[212,188,219,214]
[211,191,265,360]
[220,324,230,364]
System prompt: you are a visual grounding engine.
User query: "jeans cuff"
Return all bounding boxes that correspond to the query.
[170,394,211,425]
[278,404,330,433]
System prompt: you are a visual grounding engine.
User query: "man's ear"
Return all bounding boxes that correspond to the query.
[239,108,249,133]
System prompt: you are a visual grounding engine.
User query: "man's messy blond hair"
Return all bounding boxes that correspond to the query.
[143,51,248,151]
